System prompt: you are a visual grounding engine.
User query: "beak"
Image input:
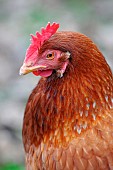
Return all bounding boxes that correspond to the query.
[19,63,47,75]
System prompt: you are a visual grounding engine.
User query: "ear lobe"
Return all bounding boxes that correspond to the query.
[61,51,71,59]
[65,51,71,59]
[59,51,71,62]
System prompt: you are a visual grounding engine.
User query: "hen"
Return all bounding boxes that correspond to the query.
[20,23,113,170]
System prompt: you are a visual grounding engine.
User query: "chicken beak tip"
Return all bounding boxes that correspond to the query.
[19,69,24,75]
[19,65,28,75]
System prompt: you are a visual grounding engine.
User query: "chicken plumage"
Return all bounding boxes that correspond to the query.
[20,23,113,170]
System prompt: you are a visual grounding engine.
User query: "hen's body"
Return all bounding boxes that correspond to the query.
[22,32,113,170]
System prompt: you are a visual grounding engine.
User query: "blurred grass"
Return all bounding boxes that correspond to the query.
[0,163,24,170]
[64,0,91,14]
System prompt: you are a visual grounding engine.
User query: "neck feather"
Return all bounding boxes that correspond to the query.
[32,32,113,147]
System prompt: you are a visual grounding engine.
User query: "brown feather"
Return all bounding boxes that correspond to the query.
[23,32,113,169]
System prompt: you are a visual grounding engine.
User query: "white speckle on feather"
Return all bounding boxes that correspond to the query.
[74,125,77,130]
[110,97,113,108]
[86,103,90,109]
[111,97,113,103]
[86,97,88,101]
[92,113,96,120]
[93,101,96,108]
[85,111,88,117]
[105,95,108,102]
[83,123,87,129]
[74,125,82,134]
[80,111,83,117]
[77,127,81,134]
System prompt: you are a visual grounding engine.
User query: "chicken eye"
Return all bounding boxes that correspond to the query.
[46,53,54,60]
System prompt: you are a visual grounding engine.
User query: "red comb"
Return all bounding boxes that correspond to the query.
[24,22,59,62]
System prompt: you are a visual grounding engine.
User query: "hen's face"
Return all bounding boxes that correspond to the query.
[20,49,70,78]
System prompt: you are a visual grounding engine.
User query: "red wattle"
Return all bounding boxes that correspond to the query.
[33,70,53,77]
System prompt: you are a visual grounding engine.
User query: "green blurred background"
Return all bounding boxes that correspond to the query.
[0,0,113,169]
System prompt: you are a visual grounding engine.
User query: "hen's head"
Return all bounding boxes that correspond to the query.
[20,22,70,78]
[20,22,112,81]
